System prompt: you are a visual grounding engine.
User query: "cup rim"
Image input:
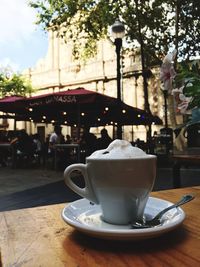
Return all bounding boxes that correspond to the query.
[86,155,157,161]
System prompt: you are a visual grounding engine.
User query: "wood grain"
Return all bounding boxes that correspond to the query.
[0,187,200,267]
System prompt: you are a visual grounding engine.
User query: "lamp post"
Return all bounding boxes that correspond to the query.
[163,90,168,128]
[160,89,174,154]
[111,20,125,139]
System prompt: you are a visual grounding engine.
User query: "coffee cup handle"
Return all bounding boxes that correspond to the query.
[64,163,98,204]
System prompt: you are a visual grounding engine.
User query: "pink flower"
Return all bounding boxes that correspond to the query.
[172,87,193,114]
[163,49,177,64]
[160,50,177,93]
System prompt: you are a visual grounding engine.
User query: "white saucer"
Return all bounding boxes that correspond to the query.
[61,197,185,240]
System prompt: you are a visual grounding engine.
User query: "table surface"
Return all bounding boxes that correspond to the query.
[0,143,11,147]
[54,143,79,148]
[173,154,200,160]
[1,187,200,267]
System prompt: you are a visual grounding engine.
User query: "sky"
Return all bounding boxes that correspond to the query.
[0,0,48,73]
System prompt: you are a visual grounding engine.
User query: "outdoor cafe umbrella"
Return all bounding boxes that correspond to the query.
[15,88,162,127]
[0,95,28,129]
[0,88,162,128]
[0,95,27,114]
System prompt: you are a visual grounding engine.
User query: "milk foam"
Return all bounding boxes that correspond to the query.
[88,139,148,159]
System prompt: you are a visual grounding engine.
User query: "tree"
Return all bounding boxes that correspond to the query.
[29,0,171,133]
[173,0,200,64]
[30,0,200,62]
[0,69,34,97]
[30,0,200,134]
[30,0,170,63]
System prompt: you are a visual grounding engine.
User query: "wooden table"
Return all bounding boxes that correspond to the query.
[1,187,200,267]
[172,154,200,188]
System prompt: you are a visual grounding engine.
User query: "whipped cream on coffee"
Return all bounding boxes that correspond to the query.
[88,139,148,159]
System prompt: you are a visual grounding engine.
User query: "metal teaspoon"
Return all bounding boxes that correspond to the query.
[131,194,195,229]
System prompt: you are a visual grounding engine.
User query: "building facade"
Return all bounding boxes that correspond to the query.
[10,30,165,141]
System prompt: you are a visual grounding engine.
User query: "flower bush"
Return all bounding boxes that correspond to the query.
[173,63,200,114]
[160,50,200,122]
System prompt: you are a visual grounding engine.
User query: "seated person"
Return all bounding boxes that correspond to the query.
[16,129,34,157]
[78,127,97,157]
[0,130,9,167]
[65,134,72,144]
[49,125,65,154]
[11,129,35,167]
[33,133,42,165]
[96,128,112,150]
[49,125,65,169]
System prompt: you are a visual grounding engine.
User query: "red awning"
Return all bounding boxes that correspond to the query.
[0,95,27,113]
[0,88,162,126]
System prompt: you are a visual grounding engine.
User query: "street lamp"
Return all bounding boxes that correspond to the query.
[111,20,125,139]
[160,89,174,154]
[163,90,168,128]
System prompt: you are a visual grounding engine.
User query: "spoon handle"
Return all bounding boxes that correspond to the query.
[153,194,195,221]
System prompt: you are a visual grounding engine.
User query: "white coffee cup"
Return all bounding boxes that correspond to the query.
[64,155,156,225]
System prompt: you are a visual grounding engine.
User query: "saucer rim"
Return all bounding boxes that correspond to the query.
[61,197,185,240]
